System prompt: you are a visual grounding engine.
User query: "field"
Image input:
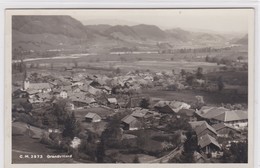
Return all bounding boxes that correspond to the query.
[14,48,248,78]
[142,89,248,106]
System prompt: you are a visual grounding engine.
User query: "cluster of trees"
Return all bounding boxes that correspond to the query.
[176,47,230,54]
[169,130,198,163]
[180,67,225,91]
[205,55,234,66]
[221,141,248,163]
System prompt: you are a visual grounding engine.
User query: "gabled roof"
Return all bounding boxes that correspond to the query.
[85,97,96,104]
[198,134,221,149]
[196,106,229,119]
[154,100,190,113]
[189,121,207,129]
[131,108,149,118]
[193,151,206,161]
[101,86,112,91]
[212,123,238,132]
[121,115,137,124]
[178,109,195,117]
[37,93,51,99]
[107,98,117,104]
[27,89,39,95]
[194,121,217,136]
[28,83,51,90]
[212,110,248,122]
[85,112,100,119]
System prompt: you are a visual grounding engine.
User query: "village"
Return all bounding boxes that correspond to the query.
[11,59,248,163]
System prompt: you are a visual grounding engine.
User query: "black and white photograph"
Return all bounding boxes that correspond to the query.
[6,9,254,165]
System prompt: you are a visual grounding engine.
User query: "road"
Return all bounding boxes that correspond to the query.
[148,145,184,163]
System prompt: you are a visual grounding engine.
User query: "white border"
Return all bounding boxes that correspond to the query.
[0,1,259,168]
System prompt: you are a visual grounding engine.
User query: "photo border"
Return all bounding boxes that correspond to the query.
[4,8,256,168]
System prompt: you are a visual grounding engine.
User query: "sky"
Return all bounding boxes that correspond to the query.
[69,9,253,34]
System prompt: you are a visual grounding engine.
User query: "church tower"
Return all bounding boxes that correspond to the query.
[23,78,30,90]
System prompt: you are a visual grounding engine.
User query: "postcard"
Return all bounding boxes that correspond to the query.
[4,9,255,168]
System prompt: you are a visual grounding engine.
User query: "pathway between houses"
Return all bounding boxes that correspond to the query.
[148,145,184,163]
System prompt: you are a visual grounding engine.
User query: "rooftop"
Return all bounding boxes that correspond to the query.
[198,134,221,149]
[121,115,137,124]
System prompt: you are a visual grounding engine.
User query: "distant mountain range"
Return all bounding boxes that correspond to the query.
[12,15,248,55]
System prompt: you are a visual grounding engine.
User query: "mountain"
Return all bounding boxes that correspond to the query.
[13,15,93,38]
[166,28,229,45]
[234,35,248,45]
[131,24,167,40]
[12,15,246,57]
[85,24,112,34]
[165,28,191,42]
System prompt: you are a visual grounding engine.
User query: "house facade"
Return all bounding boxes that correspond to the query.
[85,113,102,122]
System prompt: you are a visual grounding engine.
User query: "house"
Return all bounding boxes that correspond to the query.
[27,89,40,97]
[189,121,207,129]
[48,128,62,133]
[28,97,42,104]
[70,137,81,149]
[126,97,144,108]
[65,66,73,71]
[195,106,229,123]
[24,80,52,93]
[12,89,28,98]
[198,134,221,157]
[106,97,118,108]
[85,97,97,105]
[196,107,248,129]
[212,123,240,137]
[211,110,248,129]
[85,113,102,122]
[194,121,218,138]
[60,90,68,99]
[193,151,207,163]
[71,98,88,109]
[131,108,149,118]
[101,86,112,94]
[178,109,196,121]
[37,93,52,102]
[107,98,118,104]
[154,101,191,114]
[90,80,103,88]
[13,104,25,113]
[79,85,101,95]
[130,108,155,120]
[121,115,142,130]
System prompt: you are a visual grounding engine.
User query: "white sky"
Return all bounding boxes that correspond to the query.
[70,9,253,34]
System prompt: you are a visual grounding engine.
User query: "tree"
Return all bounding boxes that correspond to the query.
[115,67,121,74]
[217,76,225,91]
[96,142,105,163]
[101,118,122,148]
[180,69,186,77]
[139,98,150,109]
[230,141,248,163]
[186,75,195,86]
[221,141,248,163]
[172,69,175,75]
[196,67,204,79]
[62,112,80,139]
[181,131,197,163]
[205,55,210,62]
[52,98,71,125]
[133,155,140,163]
